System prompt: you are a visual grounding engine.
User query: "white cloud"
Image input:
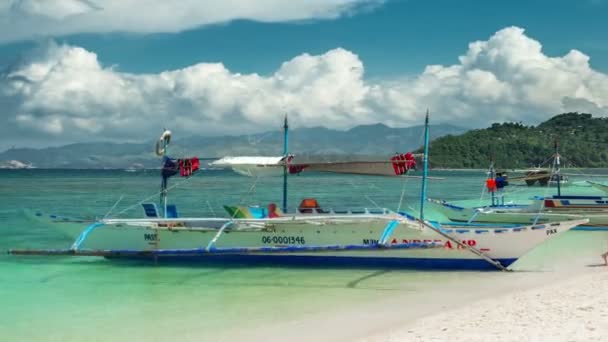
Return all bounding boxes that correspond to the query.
[0,0,382,43]
[1,26,608,147]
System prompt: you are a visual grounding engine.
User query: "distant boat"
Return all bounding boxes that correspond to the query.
[429,142,608,230]
[508,168,569,187]
[0,160,35,169]
[124,163,145,173]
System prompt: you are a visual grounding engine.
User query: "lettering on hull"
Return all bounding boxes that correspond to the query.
[261,236,306,244]
[144,233,158,241]
[362,238,484,251]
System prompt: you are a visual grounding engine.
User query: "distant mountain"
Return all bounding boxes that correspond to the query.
[0,123,465,168]
[423,113,608,168]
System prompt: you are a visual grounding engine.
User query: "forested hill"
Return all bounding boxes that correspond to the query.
[425,113,608,168]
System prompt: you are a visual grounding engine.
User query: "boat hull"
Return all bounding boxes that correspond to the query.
[429,199,608,231]
[104,254,518,270]
[37,212,583,270]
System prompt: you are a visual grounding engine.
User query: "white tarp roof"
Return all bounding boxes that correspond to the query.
[211,156,284,166]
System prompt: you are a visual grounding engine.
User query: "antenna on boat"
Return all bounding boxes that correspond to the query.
[419,110,430,222]
[282,114,289,213]
[554,138,561,197]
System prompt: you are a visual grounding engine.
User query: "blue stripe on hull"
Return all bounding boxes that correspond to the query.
[552,195,603,200]
[105,254,517,271]
[572,226,608,231]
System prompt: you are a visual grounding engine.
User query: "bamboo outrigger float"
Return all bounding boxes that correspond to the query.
[8,112,588,270]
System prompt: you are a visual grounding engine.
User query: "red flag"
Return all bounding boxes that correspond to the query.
[179,157,199,177]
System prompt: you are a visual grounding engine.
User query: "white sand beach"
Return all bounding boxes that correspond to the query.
[362,269,608,342]
[217,232,608,342]
[220,266,607,342]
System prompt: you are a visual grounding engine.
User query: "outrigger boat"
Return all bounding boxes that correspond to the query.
[430,142,608,230]
[509,168,569,187]
[588,181,608,194]
[9,114,587,270]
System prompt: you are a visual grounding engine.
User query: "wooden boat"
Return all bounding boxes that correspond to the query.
[508,168,569,187]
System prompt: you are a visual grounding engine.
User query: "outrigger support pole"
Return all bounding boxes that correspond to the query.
[71,222,104,251]
[205,221,234,251]
[378,220,400,245]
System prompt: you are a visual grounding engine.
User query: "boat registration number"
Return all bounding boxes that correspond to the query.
[261,236,306,245]
[144,233,158,241]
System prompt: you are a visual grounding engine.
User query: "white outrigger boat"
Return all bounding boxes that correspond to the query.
[431,195,608,231]
[588,181,608,194]
[429,143,608,230]
[10,114,587,270]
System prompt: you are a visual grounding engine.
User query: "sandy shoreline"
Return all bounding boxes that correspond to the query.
[196,228,608,342]
[220,263,604,342]
[361,269,608,342]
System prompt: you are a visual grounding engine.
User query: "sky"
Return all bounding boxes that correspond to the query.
[1,0,607,149]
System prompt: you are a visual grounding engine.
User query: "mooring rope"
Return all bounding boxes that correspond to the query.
[103,194,124,219]
[108,173,211,218]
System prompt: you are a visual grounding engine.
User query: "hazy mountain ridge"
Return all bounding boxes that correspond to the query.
[0,123,465,168]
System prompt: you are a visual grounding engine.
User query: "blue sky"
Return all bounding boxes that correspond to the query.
[1,0,607,148]
[2,0,607,76]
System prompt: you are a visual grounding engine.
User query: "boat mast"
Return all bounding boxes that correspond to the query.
[282,115,289,213]
[554,139,561,197]
[419,110,430,222]
[489,159,496,207]
[159,129,170,218]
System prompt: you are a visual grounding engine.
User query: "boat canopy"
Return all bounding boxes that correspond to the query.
[211,153,418,177]
[211,156,286,167]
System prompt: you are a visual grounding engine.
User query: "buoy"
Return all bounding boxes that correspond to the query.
[155,130,172,156]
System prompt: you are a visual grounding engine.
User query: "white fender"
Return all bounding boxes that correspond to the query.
[155,130,172,156]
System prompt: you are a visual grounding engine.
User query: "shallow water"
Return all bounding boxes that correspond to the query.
[1,169,608,341]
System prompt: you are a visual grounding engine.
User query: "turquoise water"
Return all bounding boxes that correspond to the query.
[2,169,608,341]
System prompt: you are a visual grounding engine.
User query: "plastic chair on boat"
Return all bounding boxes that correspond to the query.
[166,204,178,218]
[247,206,268,219]
[142,203,159,218]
